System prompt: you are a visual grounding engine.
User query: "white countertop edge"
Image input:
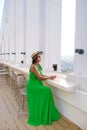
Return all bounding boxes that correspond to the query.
[1,60,79,92]
[45,80,79,92]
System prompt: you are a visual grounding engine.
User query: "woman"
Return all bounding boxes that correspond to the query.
[26,51,60,126]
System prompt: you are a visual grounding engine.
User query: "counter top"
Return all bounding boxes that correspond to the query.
[0,61,29,75]
[45,78,79,92]
[1,61,79,92]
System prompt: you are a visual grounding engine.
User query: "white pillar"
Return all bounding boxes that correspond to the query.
[45,0,61,71]
[39,0,46,68]
[74,0,87,77]
[0,44,2,59]
[26,0,39,66]
[3,27,6,61]
[22,0,27,66]
[15,0,24,65]
[1,39,5,60]
[4,21,10,61]
[8,0,15,63]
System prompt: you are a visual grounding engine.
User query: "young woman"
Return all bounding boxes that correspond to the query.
[26,51,60,126]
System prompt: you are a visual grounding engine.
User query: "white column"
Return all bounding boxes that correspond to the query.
[45,0,61,71]
[0,44,2,59]
[1,39,5,60]
[8,0,15,63]
[39,0,46,68]
[26,0,39,66]
[74,0,87,77]
[4,21,10,61]
[15,0,24,64]
[22,0,27,66]
[2,26,6,61]
[4,1,10,61]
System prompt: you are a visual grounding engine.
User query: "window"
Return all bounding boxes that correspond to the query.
[60,0,76,73]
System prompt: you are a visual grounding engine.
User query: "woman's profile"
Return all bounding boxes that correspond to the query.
[26,51,60,126]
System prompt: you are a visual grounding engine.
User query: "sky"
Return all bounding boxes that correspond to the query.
[0,0,4,28]
[61,0,76,56]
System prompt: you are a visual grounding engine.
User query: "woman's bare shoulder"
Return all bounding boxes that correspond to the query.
[31,64,37,71]
[31,64,36,68]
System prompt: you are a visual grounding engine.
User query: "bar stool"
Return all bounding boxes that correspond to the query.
[0,66,9,84]
[18,86,28,118]
[16,74,26,102]
[11,71,18,94]
[10,71,25,101]
[17,77,28,118]
[8,70,14,89]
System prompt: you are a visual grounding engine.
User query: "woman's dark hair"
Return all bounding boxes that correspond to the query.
[32,57,38,64]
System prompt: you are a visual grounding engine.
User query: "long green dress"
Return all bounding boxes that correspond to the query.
[26,64,60,126]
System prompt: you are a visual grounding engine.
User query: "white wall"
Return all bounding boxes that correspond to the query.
[74,0,87,78]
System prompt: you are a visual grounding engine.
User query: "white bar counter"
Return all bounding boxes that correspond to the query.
[0,60,79,92]
[0,61,29,77]
[45,78,78,92]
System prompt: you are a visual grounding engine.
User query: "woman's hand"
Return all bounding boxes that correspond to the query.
[50,75,56,80]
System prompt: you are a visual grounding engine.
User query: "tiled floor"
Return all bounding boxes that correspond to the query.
[0,82,82,130]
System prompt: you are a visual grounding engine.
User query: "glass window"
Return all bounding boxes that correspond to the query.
[60,0,76,73]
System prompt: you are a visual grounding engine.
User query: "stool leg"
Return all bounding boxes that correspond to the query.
[18,92,22,118]
[22,95,25,109]
[17,93,28,119]
[18,92,24,118]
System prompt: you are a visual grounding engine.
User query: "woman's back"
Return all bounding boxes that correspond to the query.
[28,64,43,85]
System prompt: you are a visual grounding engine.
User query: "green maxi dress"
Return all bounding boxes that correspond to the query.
[26,64,60,126]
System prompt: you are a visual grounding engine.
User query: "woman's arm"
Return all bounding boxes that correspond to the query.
[31,65,56,80]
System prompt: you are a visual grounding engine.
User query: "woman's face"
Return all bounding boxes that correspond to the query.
[36,55,41,63]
